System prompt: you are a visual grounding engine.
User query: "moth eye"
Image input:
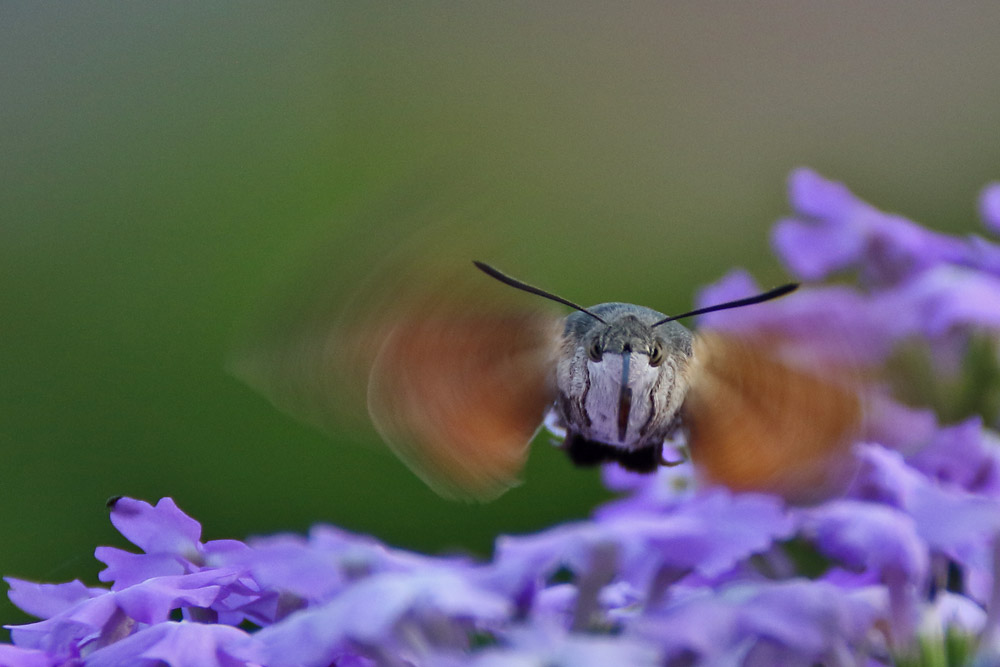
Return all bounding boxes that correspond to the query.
[587,341,603,362]
[649,342,664,367]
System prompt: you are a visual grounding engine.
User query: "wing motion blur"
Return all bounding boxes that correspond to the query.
[367,306,561,499]
[682,332,864,502]
[232,258,562,501]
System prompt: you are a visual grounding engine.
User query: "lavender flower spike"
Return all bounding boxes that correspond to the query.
[7,170,1000,665]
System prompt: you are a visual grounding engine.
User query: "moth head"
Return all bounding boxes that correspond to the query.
[578,308,692,365]
[564,303,694,446]
[474,262,801,453]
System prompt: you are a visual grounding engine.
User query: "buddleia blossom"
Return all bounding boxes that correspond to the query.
[7,170,1000,665]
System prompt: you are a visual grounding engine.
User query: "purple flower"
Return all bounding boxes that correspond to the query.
[85,621,262,667]
[252,569,511,666]
[489,489,792,620]
[774,168,998,286]
[771,168,868,281]
[459,622,663,667]
[909,416,1000,495]
[797,499,929,642]
[5,579,103,621]
[981,183,1000,234]
[630,579,880,665]
[863,395,941,454]
[695,269,895,364]
[0,644,57,667]
[8,570,236,661]
[7,169,1000,665]
[917,592,986,647]
[879,265,1000,340]
[852,444,1000,607]
[598,451,695,512]
[799,500,928,583]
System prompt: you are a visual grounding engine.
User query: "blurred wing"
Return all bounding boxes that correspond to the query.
[231,256,561,501]
[682,332,863,502]
[367,310,561,500]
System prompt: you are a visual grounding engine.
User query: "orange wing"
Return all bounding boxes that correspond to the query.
[232,257,561,501]
[682,332,863,502]
[367,310,560,500]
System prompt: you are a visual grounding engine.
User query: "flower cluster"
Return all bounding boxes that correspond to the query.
[5,170,1000,666]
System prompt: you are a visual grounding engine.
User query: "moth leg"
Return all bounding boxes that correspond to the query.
[659,451,686,467]
[658,417,689,466]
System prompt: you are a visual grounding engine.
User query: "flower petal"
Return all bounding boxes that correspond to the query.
[107,497,203,559]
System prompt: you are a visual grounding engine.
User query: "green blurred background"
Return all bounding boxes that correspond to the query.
[3,2,1000,630]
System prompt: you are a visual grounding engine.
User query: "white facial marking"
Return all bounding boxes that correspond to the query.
[583,351,661,449]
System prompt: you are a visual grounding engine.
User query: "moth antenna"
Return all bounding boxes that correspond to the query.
[473,261,608,324]
[652,283,798,327]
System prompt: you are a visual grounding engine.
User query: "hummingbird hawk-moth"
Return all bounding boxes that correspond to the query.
[235,261,862,501]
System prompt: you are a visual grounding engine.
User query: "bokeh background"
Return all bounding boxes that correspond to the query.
[3,2,1000,630]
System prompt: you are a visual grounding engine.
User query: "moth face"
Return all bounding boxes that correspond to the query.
[556,304,694,450]
[584,349,662,446]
